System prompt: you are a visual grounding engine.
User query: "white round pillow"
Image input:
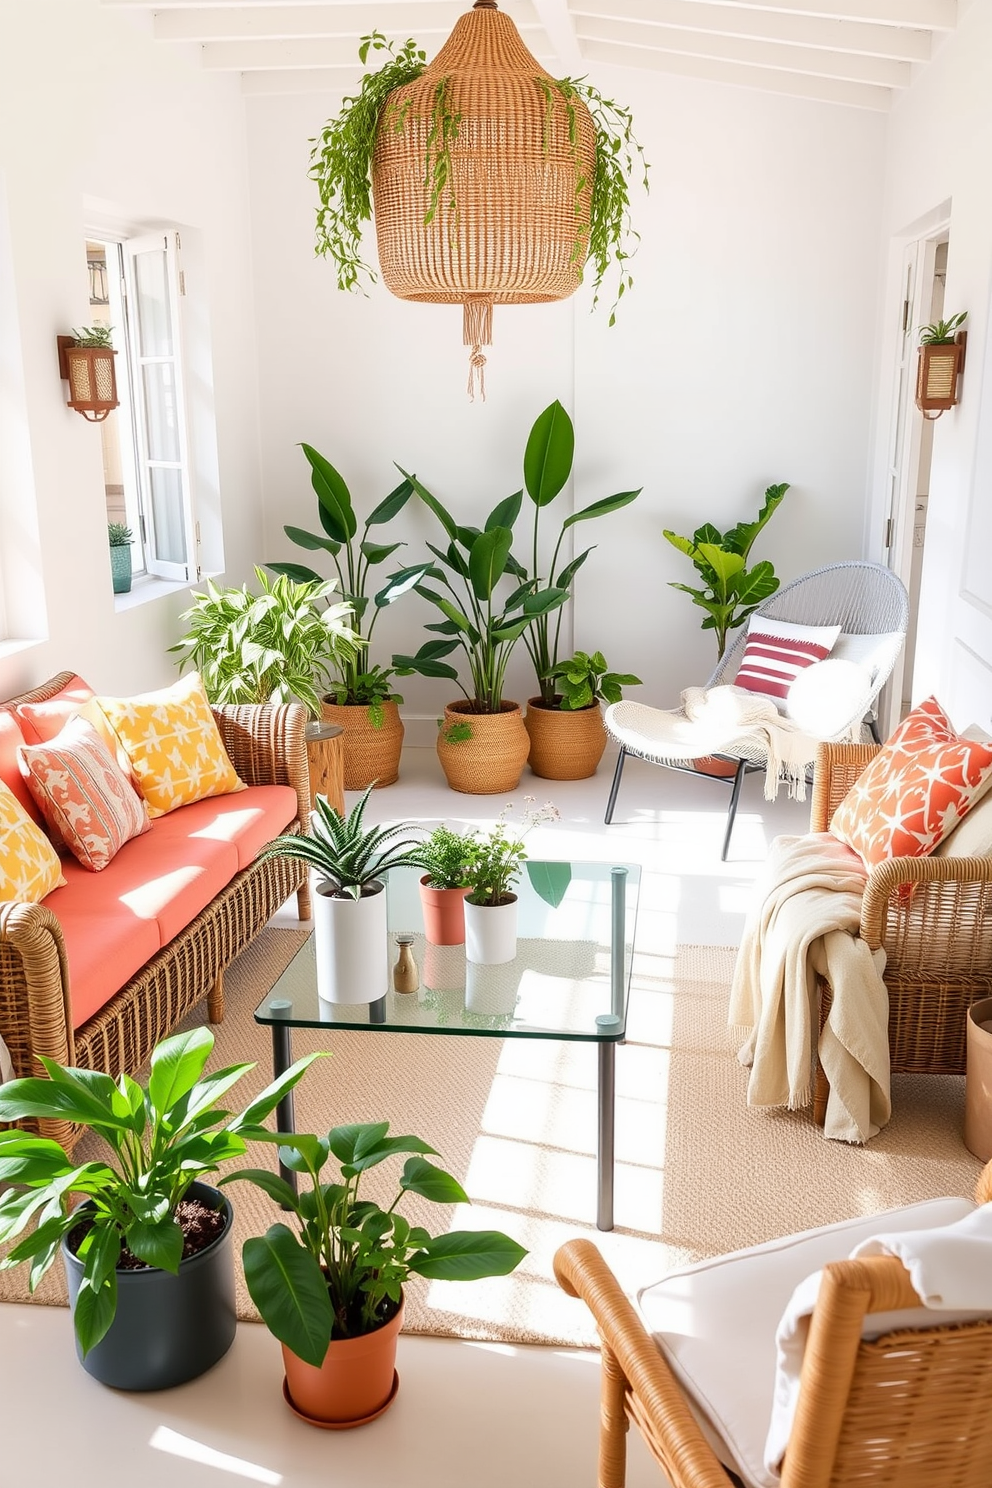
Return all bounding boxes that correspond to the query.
[785,659,873,739]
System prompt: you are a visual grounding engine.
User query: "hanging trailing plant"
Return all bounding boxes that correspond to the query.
[307,23,647,327]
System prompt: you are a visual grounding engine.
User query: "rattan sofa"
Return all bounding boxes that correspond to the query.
[0,672,311,1149]
[811,740,992,1121]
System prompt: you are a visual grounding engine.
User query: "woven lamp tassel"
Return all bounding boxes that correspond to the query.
[463,296,493,402]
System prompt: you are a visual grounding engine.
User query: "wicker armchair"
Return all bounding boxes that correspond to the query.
[811,741,992,1121]
[554,1163,992,1488]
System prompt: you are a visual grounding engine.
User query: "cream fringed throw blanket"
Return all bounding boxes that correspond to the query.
[729,832,892,1144]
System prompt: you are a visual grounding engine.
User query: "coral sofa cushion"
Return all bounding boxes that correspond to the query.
[638,1197,977,1488]
[830,696,992,869]
[734,617,841,704]
[0,779,65,902]
[18,717,150,871]
[149,784,299,870]
[15,674,96,743]
[0,709,41,822]
[97,673,245,818]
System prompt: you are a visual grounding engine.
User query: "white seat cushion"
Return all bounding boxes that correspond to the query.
[637,1197,976,1488]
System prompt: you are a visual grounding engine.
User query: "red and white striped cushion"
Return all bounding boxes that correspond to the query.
[734,617,841,703]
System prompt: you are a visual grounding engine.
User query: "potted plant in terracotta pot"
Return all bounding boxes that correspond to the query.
[527,649,641,781]
[268,444,432,789]
[262,784,423,1007]
[222,1119,527,1427]
[0,1028,316,1390]
[462,797,560,964]
[392,472,567,794]
[411,823,479,946]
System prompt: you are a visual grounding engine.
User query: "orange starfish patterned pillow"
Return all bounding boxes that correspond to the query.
[830,697,992,869]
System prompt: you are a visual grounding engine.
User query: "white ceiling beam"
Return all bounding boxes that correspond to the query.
[581,37,893,107]
[577,20,912,85]
[529,0,584,69]
[606,0,956,29]
[153,4,466,42]
[571,0,931,60]
[240,66,384,94]
[200,30,551,67]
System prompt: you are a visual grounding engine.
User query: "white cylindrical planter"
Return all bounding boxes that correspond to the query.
[313,878,389,1005]
[463,895,518,966]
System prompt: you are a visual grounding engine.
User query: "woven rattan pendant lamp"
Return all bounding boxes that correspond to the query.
[371,0,596,397]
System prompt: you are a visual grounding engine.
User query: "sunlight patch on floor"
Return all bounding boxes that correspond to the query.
[149,1427,281,1484]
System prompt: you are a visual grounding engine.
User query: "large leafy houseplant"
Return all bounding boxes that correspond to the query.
[308,33,648,323]
[662,483,790,661]
[223,1120,527,1359]
[268,443,431,719]
[0,1028,317,1357]
[170,566,360,719]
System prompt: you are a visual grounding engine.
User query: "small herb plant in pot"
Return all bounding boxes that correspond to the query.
[463,797,560,964]
[223,1119,527,1426]
[0,1028,317,1390]
[411,823,479,946]
[527,650,642,781]
[263,784,423,1006]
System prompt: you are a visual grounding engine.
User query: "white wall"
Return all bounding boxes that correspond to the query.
[247,64,886,735]
[873,0,992,726]
[0,2,263,703]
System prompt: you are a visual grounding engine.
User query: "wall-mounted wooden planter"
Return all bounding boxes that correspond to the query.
[57,336,119,422]
[915,331,966,420]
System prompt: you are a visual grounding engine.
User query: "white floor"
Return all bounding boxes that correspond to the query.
[1,747,809,1488]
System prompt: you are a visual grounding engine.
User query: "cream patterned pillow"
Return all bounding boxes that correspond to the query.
[97,673,245,818]
[0,779,65,901]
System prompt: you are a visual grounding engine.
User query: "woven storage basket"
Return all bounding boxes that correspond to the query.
[371,0,595,390]
[524,698,607,780]
[437,700,529,794]
[321,700,404,790]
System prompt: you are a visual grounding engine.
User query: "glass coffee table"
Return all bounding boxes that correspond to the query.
[255,860,640,1231]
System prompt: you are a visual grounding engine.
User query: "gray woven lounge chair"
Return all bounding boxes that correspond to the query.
[604,561,909,859]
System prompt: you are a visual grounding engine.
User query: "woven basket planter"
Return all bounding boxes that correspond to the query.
[321,700,404,790]
[524,698,607,781]
[371,0,595,390]
[437,701,529,794]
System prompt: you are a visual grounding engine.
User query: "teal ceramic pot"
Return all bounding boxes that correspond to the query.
[110,543,132,594]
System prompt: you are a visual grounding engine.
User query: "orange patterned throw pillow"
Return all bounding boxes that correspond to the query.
[18,717,151,872]
[830,697,992,869]
[0,779,65,901]
[97,673,245,818]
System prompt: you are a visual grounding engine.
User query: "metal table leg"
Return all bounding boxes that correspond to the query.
[268,1000,298,1197]
[597,1039,616,1231]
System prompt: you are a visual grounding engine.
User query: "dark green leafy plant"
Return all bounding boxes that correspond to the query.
[663,484,790,660]
[263,783,423,898]
[919,310,967,344]
[412,824,478,889]
[0,1029,318,1357]
[268,443,430,718]
[549,650,641,711]
[107,522,133,547]
[169,567,361,720]
[518,400,641,704]
[307,35,647,323]
[222,1120,527,1357]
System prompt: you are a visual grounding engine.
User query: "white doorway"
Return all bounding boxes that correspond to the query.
[880,224,951,735]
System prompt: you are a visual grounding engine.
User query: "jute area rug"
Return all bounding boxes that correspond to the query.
[0,928,983,1350]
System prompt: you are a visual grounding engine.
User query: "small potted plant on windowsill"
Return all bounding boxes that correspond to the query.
[462,797,560,965]
[916,311,967,419]
[411,823,479,946]
[108,521,134,595]
[526,650,641,781]
[221,1120,526,1427]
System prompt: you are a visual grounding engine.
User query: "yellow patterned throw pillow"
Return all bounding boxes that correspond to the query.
[0,779,65,901]
[97,673,245,818]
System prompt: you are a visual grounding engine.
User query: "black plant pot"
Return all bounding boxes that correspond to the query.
[61,1181,237,1391]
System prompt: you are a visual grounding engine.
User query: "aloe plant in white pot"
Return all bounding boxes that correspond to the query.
[263,786,423,1005]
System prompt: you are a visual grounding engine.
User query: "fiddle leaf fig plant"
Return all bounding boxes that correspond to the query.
[663,483,790,660]
[223,1120,527,1357]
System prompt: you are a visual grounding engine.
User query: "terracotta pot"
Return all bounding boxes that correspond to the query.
[321,699,403,790]
[965,998,992,1161]
[436,701,529,794]
[419,876,471,945]
[524,697,607,780]
[464,894,518,965]
[282,1297,404,1427]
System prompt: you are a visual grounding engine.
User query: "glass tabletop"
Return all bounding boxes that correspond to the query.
[255,860,640,1042]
